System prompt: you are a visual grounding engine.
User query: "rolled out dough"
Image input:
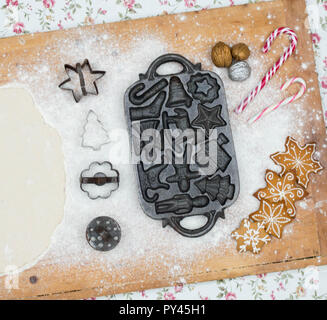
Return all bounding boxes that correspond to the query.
[0,88,65,274]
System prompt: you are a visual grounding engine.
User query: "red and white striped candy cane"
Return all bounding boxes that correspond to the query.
[234,27,298,114]
[248,77,306,124]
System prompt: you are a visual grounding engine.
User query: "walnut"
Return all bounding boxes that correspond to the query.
[231,43,250,61]
[211,42,232,68]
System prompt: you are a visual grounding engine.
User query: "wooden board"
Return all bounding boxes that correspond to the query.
[1,0,327,299]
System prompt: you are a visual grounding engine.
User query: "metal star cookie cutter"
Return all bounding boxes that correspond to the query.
[80,161,119,200]
[59,59,105,103]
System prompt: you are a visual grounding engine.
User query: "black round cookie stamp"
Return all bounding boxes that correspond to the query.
[86,216,121,251]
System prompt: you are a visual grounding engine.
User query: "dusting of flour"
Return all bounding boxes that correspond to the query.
[0,26,316,282]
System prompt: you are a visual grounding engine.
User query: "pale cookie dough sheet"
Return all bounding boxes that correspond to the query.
[0,88,65,274]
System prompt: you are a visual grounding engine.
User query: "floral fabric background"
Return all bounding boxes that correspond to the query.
[1,0,327,300]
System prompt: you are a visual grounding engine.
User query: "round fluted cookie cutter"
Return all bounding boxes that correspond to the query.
[80,161,119,200]
[86,216,121,251]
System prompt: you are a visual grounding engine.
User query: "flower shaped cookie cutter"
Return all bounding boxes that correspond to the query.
[80,161,119,200]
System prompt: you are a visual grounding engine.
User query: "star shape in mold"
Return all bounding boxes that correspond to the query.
[191,103,226,133]
[249,200,292,239]
[59,59,105,103]
[195,79,212,95]
[270,136,323,188]
[253,170,308,218]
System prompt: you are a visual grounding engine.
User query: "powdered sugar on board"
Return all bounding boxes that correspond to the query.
[0,24,323,282]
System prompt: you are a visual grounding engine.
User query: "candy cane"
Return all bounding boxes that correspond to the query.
[234,27,298,114]
[248,77,306,124]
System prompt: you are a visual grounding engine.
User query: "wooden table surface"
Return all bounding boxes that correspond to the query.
[0,0,327,299]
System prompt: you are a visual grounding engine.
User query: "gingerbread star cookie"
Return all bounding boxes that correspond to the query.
[249,200,292,238]
[231,218,271,254]
[253,170,308,217]
[271,136,323,188]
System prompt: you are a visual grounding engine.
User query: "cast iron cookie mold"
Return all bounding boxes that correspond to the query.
[195,174,235,205]
[129,78,168,105]
[124,53,240,237]
[130,91,166,121]
[136,162,169,203]
[187,73,220,104]
[195,132,232,172]
[166,150,200,193]
[155,194,209,215]
[132,119,160,157]
[166,76,193,108]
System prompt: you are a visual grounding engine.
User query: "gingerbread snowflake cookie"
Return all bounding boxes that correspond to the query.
[249,200,292,238]
[271,136,323,188]
[231,218,271,254]
[253,170,308,218]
